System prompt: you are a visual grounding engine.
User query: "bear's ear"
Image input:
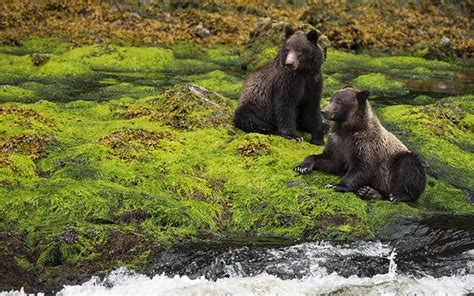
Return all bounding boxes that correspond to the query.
[285,26,295,39]
[356,89,370,104]
[307,30,319,44]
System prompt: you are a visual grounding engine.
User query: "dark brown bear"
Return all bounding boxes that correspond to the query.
[233,27,325,145]
[294,86,426,202]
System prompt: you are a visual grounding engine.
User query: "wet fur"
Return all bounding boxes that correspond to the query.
[233,30,325,145]
[295,87,426,201]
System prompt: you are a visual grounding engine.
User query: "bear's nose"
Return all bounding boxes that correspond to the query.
[285,51,297,69]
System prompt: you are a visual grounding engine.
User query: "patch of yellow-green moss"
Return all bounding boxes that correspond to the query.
[324,49,457,78]
[0,38,244,104]
[352,73,408,96]
[0,85,40,103]
[0,38,70,55]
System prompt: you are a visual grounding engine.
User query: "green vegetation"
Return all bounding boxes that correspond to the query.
[352,73,408,96]
[0,40,243,103]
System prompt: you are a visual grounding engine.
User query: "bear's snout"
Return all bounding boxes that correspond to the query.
[321,106,333,120]
[285,50,298,70]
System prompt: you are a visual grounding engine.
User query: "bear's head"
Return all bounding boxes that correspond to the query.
[279,27,325,72]
[321,86,370,123]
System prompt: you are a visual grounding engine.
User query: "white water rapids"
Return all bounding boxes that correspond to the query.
[2,241,473,296]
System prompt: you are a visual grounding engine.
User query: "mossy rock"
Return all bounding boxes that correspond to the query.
[147,83,233,130]
[185,70,242,99]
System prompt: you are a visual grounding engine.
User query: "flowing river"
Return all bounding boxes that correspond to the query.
[2,215,473,295]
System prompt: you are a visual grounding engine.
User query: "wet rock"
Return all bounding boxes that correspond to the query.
[438,36,451,48]
[112,19,124,27]
[196,24,211,38]
[127,12,142,22]
[62,229,78,244]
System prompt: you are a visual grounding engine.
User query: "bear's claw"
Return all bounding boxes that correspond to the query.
[294,166,310,174]
[283,134,304,142]
[325,184,336,189]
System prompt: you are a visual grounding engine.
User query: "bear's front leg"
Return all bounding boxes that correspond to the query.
[308,110,324,146]
[274,99,302,142]
[294,153,343,175]
[327,168,370,192]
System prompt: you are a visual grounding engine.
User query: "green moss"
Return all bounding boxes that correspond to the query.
[15,256,33,271]
[324,49,457,78]
[170,43,240,69]
[0,38,70,55]
[0,85,40,103]
[0,39,246,104]
[352,73,408,96]
[323,75,344,97]
[251,46,278,70]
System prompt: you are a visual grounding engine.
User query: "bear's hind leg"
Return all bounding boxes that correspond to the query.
[233,105,276,135]
[388,194,413,202]
[388,152,426,202]
[357,186,383,200]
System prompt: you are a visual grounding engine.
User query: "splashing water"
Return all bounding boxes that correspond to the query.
[2,240,473,296]
[387,250,398,276]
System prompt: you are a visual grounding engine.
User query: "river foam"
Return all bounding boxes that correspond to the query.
[2,240,473,295]
[3,268,472,296]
